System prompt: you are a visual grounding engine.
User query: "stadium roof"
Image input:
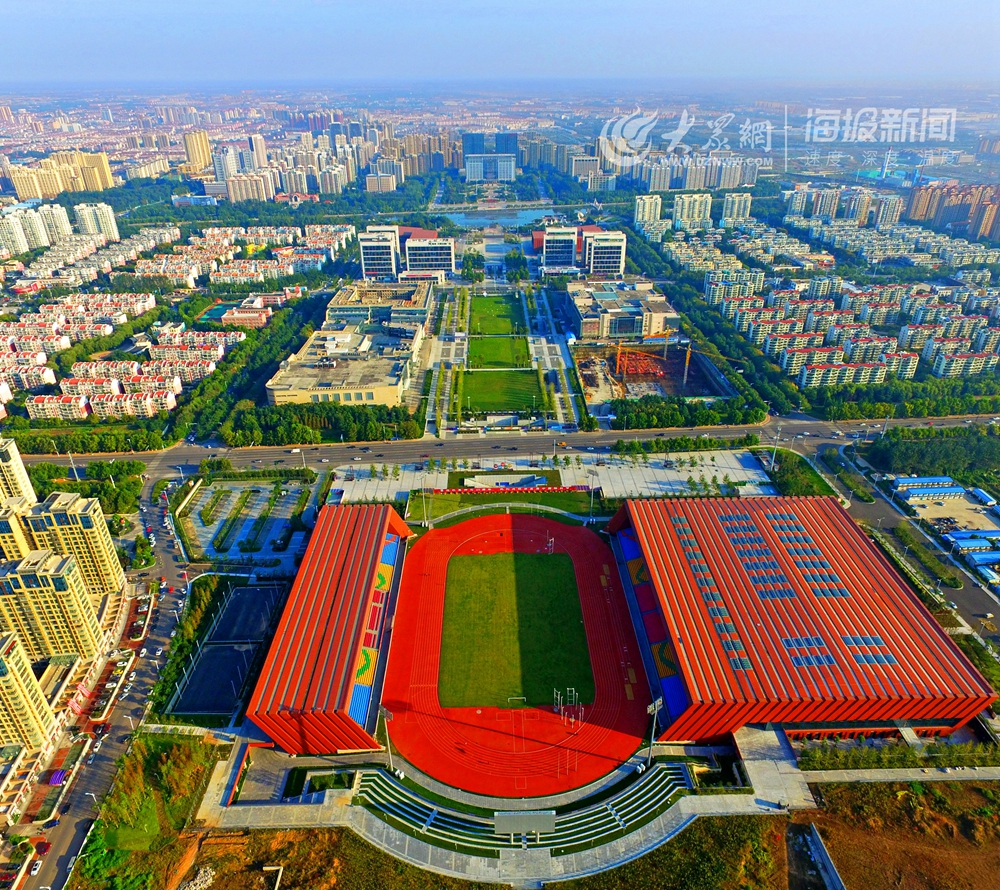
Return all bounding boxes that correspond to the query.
[609,497,996,741]
[248,504,411,754]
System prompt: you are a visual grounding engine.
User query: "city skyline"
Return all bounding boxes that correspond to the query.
[2,0,998,88]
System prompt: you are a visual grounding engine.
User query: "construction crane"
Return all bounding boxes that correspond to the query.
[613,341,752,393]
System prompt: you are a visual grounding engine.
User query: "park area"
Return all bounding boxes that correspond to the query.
[467,335,530,368]
[470,292,525,335]
[438,552,594,708]
[462,368,543,413]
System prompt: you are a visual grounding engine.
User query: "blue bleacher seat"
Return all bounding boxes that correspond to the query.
[348,683,373,726]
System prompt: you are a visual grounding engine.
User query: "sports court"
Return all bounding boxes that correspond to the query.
[172,585,285,716]
[382,514,650,798]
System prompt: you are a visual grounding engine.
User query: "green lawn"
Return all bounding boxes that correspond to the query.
[470,293,524,335]
[463,369,542,413]
[467,336,530,368]
[438,552,595,708]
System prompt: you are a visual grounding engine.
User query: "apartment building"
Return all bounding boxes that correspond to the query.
[797,363,888,388]
[0,635,57,749]
[25,395,90,421]
[932,352,1000,379]
[780,347,845,376]
[880,351,919,379]
[0,550,102,660]
[0,441,35,505]
[1,493,125,598]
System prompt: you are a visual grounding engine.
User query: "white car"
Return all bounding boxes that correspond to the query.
[139,648,148,657]
[155,647,163,657]
[105,681,118,689]
[129,671,137,681]
[30,860,41,876]
[94,740,102,751]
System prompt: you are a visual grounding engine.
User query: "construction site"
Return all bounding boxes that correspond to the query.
[574,343,732,404]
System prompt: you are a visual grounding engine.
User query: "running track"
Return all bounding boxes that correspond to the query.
[382,515,650,798]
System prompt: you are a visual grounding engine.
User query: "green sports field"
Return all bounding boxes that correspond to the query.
[438,552,595,708]
[470,293,525,335]
[467,336,530,369]
[463,369,542,413]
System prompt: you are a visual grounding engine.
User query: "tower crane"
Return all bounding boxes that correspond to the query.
[614,341,753,392]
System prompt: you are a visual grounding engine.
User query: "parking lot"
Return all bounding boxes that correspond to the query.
[913,492,1000,534]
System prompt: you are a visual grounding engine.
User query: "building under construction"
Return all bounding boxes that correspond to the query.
[576,343,732,400]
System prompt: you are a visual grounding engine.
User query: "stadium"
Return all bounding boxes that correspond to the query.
[248,497,996,796]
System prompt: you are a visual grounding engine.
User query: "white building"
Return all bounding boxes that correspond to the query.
[634,194,662,228]
[582,231,627,277]
[73,203,119,242]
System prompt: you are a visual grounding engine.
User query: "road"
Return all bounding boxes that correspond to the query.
[15,411,1000,885]
[20,498,192,890]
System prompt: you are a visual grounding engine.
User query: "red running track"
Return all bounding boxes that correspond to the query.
[382,514,651,798]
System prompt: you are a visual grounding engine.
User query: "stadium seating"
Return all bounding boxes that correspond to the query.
[354,762,690,855]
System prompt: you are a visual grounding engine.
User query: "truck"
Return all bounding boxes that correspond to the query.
[289,448,301,454]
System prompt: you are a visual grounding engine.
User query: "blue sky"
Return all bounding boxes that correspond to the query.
[1,0,997,88]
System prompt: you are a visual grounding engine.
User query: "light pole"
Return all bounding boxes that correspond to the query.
[646,697,663,767]
[85,791,99,808]
[379,706,394,771]
[588,469,599,523]
[770,426,783,472]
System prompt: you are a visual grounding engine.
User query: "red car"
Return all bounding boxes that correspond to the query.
[146,526,152,533]
[36,841,52,856]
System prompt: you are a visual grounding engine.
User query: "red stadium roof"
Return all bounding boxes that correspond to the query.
[609,497,996,740]
[248,504,411,754]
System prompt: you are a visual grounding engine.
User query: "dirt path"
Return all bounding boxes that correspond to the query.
[164,836,201,890]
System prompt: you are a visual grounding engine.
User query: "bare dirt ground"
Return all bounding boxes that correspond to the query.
[794,782,1000,890]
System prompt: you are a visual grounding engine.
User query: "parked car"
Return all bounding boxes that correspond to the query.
[36,842,52,856]
[30,860,41,875]
[155,647,163,656]
[43,818,60,830]
[139,648,148,657]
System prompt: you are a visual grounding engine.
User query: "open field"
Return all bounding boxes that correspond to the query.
[470,292,524,335]
[796,781,1000,890]
[439,552,594,708]
[463,369,543,413]
[467,336,530,368]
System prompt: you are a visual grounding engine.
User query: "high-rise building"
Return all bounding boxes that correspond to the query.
[359,226,400,280]
[2,492,125,598]
[0,217,29,255]
[183,130,212,170]
[843,190,873,226]
[36,204,73,244]
[496,132,519,156]
[542,227,578,269]
[249,134,267,164]
[74,203,119,242]
[720,193,753,227]
[571,156,600,179]
[673,192,713,230]
[970,202,998,241]
[634,194,662,228]
[12,210,49,249]
[212,147,239,182]
[0,441,36,505]
[811,189,841,220]
[226,174,275,203]
[582,231,627,277]
[785,189,809,215]
[462,132,486,158]
[0,550,102,660]
[875,194,905,228]
[0,634,57,749]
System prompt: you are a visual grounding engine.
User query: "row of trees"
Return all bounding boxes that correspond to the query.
[608,394,766,431]
[28,460,147,513]
[865,425,1000,482]
[809,376,1000,421]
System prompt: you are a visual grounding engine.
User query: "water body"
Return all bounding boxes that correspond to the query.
[443,208,553,228]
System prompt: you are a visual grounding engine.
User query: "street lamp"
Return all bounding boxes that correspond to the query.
[646,697,663,767]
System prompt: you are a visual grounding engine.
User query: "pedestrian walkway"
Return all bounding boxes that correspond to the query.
[802,765,1000,783]
[734,725,815,810]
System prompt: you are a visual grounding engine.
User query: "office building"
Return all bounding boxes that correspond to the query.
[464,154,516,183]
[582,231,627,277]
[673,192,713,230]
[495,132,519,156]
[1,492,125,598]
[183,130,212,170]
[364,173,397,193]
[0,635,57,750]
[586,172,616,192]
[0,550,102,661]
[73,203,119,242]
[542,227,579,270]
[359,229,400,280]
[405,238,455,275]
[0,442,35,505]
[461,132,485,157]
[571,156,601,179]
[720,193,752,227]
